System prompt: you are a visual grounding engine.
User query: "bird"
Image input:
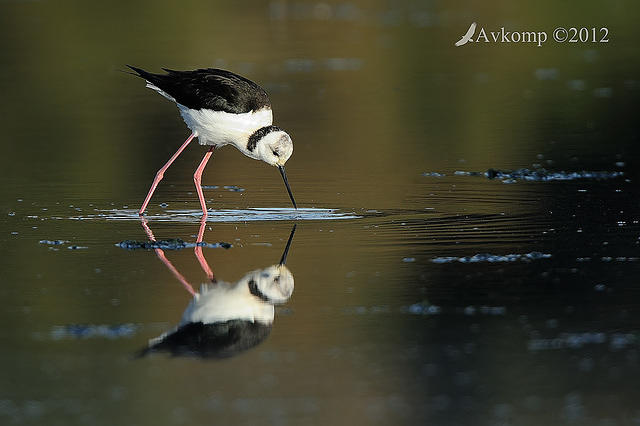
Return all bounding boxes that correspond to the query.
[455,22,477,46]
[138,223,297,359]
[127,65,297,218]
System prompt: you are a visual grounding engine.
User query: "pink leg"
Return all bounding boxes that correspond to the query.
[139,216,197,296]
[155,249,197,296]
[139,217,157,241]
[139,133,197,216]
[196,216,207,243]
[194,217,216,281]
[193,146,215,218]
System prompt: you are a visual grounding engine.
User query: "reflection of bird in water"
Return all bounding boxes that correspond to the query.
[138,219,296,359]
[127,66,297,218]
[145,264,293,359]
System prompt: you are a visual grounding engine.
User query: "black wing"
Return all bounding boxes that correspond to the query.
[137,320,272,359]
[127,65,271,114]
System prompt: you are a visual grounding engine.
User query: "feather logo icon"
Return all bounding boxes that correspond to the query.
[455,22,477,46]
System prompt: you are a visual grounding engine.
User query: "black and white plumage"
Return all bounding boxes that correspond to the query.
[129,66,271,113]
[128,66,297,215]
[138,224,297,359]
[140,264,294,359]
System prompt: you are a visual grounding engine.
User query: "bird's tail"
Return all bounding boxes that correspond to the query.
[125,64,153,80]
[125,65,177,103]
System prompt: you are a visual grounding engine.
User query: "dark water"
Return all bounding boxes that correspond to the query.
[1,1,640,425]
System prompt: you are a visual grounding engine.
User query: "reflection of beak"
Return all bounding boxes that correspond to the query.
[278,166,297,209]
[279,224,297,265]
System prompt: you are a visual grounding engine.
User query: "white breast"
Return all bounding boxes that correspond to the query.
[178,105,273,149]
[180,282,275,325]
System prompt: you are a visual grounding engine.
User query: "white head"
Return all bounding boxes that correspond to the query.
[252,128,293,167]
[247,126,297,208]
[242,264,294,304]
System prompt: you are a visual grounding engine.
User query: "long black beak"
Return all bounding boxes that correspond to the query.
[279,224,297,265]
[278,166,297,209]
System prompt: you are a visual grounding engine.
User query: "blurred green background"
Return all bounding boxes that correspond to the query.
[1,0,638,205]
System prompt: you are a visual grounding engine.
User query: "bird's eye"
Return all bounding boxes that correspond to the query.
[272,150,280,157]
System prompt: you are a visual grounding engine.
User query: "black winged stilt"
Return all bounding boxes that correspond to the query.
[128,66,297,218]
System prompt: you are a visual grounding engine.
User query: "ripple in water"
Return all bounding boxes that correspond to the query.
[74,208,361,223]
[423,168,625,183]
[432,252,552,263]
